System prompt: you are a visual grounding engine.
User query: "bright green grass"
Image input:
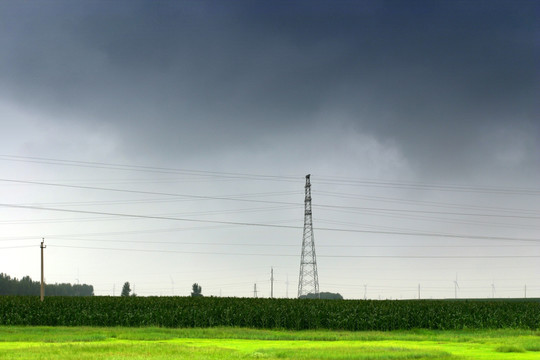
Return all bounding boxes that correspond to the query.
[0,327,538,359]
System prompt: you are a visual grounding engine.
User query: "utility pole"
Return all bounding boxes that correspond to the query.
[454,274,459,299]
[298,174,320,298]
[524,285,527,298]
[285,274,289,298]
[40,238,46,302]
[363,284,367,300]
[253,283,258,298]
[418,284,421,300]
[270,267,274,299]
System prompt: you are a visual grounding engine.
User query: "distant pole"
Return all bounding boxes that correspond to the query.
[454,274,459,299]
[270,267,274,299]
[418,284,420,300]
[40,239,46,301]
[253,283,258,298]
[286,274,289,298]
[524,285,527,298]
[363,284,367,300]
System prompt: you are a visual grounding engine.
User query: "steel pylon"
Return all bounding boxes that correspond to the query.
[298,174,320,298]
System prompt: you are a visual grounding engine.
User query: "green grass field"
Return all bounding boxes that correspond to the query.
[0,327,539,359]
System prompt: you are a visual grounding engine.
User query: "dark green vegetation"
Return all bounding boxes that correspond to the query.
[191,283,203,297]
[0,273,94,296]
[120,281,137,297]
[299,291,343,299]
[1,296,538,330]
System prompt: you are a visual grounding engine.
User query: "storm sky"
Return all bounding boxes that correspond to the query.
[0,0,538,299]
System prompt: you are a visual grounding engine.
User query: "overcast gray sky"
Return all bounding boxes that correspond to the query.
[1,0,538,299]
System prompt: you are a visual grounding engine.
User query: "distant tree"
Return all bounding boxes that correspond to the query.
[191,283,203,297]
[121,282,131,297]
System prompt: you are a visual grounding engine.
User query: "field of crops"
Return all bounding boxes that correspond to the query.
[1,296,539,330]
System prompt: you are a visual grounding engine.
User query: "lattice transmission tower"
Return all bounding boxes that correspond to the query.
[298,174,320,298]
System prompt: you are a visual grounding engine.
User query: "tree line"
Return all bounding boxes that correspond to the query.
[0,273,94,296]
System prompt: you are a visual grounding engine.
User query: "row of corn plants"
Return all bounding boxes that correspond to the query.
[0,296,538,330]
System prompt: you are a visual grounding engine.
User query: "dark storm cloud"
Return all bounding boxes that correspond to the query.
[0,0,537,174]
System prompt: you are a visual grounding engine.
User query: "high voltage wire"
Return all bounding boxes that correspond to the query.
[318,207,540,231]
[5,236,537,248]
[0,225,240,241]
[0,205,298,225]
[315,190,540,215]
[0,245,36,249]
[1,202,539,243]
[2,178,538,220]
[0,178,303,205]
[45,245,540,258]
[2,154,539,195]
[0,155,301,181]
[315,177,540,195]
[0,215,502,241]
[15,192,300,208]
[314,204,540,220]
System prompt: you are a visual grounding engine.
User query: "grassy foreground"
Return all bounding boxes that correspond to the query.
[0,326,539,359]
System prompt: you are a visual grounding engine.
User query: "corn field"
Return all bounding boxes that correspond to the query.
[0,296,538,330]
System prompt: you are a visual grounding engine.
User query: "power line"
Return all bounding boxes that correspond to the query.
[2,202,539,243]
[315,190,540,215]
[15,192,300,208]
[46,244,540,258]
[3,178,538,220]
[3,154,539,194]
[313,204,540,220]
[16,236,540,248]
[0,155,301,181]
[316,217,539,235]
[0,178,303,205]
[0,205,298,225]
[0,245,37,249]
[0,224,239,241]
[317,208,540,231]
[314,176,540,196]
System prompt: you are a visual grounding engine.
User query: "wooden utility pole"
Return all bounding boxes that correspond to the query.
[40,238,46,301]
